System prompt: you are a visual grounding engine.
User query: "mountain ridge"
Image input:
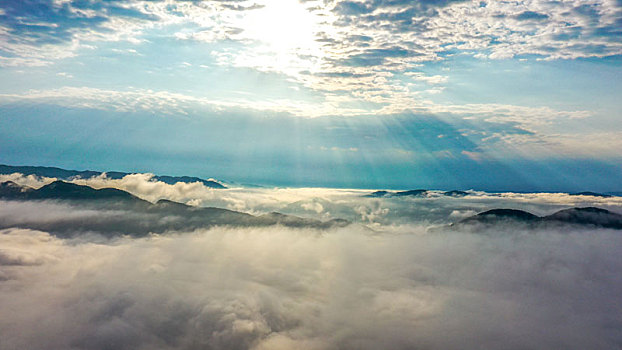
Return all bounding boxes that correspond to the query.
[0,181,349,237]
[455,207,622,230]
[367,189,469,198]
[0,164,226,189]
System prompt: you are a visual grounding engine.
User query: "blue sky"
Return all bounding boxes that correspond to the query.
[0,0,621,191]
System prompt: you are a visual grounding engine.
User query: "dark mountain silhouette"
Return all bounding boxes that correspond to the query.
[0,181,34,197]
[155,175,224,188]
[368,190,389,197]
[453,207,622,230]
[0,164,100,179]
[394,189,428,197]
[0,164,225,188]
[461,209,540,224]
[544,207,622,229]
[0,181,349,237]
[443,190,468,197]
[257,212,350,229]
[154,198,194,210]
[37,180,143,201]
[0,180,149,205]
[570,191,612,198]
[366,189,470,198]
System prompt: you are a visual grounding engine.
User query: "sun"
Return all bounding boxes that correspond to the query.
[245,0,318,51]
[236,0,326,74]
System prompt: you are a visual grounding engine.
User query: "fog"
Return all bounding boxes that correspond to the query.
[2,225,622,350]
[1,173,622,349]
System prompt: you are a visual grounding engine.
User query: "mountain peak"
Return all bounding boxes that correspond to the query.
[455,207,622,229]
[37,180,135,200]
[570,191,612,198]
[0,181,34,197]
[461,209,540,224]
[0,164,226,189]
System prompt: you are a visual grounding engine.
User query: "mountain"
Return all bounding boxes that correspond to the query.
[366,189,469,198]
[544,207,622,229]
[368,190,390,197]
[257,212,350,229]
[569,191,612,198]
[0,181,34,197]
[394,189,428,197]
[37,180,143,201]
[443,190,468,197]
[460,209,540,224]
[453,207,622,230]
[0,164,226,189]
[0,164,100,179]
[0,181,349,237]
[0,180,148,204]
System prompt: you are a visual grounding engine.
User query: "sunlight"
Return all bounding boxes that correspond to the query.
[239,0,324,74]
[245,0,317,52]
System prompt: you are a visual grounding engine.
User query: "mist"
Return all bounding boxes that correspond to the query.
[2,224,621,350]
[1,173,622,349]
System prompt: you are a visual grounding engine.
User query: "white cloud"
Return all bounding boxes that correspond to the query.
[0,173,56,189]
[3,0,619,115]
[1,222,621,349]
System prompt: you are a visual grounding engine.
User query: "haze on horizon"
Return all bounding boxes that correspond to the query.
[0,0,621,190]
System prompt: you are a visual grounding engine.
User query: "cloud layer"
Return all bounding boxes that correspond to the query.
[2,174,622,348]
[1,223,621,350]
[1,0,620,116]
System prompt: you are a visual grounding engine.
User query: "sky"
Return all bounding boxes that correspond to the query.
[0,0,621,191]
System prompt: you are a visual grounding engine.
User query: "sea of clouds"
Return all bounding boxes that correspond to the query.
[1,172,622,349]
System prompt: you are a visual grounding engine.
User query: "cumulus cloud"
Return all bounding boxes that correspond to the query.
[0,173,56,189]
[0,0,161,66]
[2,0,620,118]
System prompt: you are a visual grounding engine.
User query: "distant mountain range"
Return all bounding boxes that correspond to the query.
[569,191,612,198]
[0,180,349,237]
[0,164,226,188]
[367,189,617,198]
[454,207,622,230]
[367,189,469,198]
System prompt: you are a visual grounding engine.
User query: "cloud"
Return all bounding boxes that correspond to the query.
[1,178,622,347]
[3,0,620,113]
[0,0,162,66]
[515,10,549,21]
[0,173,56,189]
[461,150,485,162]
[295,0,622,109]
[0,86,374,117]
[0,87,594,156]
[1,219,621,349]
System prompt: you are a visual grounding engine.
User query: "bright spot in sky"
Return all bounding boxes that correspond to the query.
[239,0,324,74]
[246,0,317,51]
